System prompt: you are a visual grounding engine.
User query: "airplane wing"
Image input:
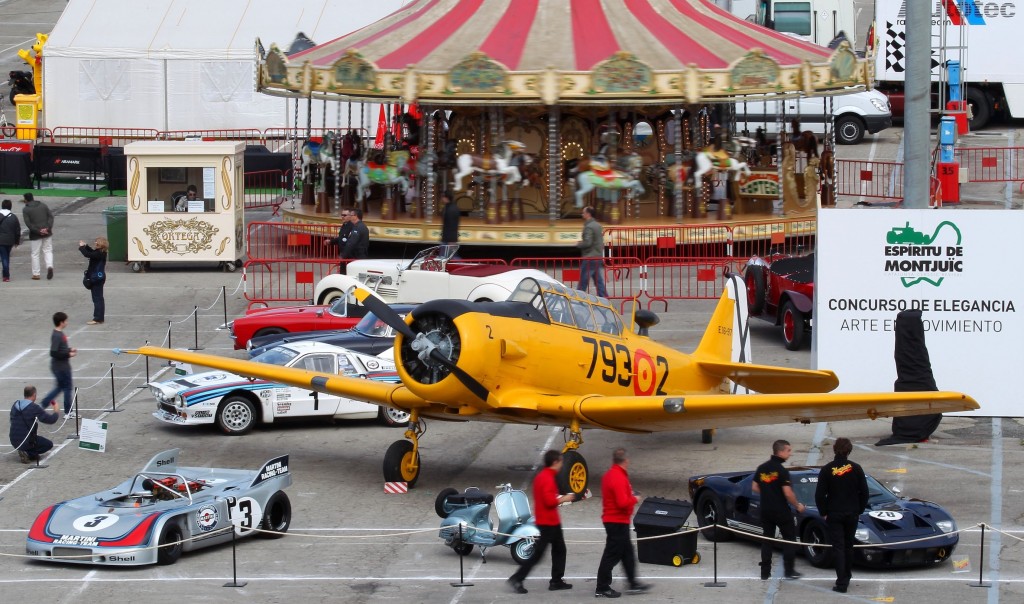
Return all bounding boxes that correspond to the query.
[128,347,977,435]
[696,360,840,393]
[130,346,428,410]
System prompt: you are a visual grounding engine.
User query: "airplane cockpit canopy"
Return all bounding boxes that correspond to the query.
[509,278,623,336]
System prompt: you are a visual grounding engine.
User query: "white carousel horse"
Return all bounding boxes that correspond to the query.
[356,149,411,200]
[300,131,340,183]
[452,140,526,191]
[691,145,752,184]
[574,153,645,208]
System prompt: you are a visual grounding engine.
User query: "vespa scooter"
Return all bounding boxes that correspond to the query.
[435,483,539,564]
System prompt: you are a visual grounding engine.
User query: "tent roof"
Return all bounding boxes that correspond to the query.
[259,0,872,105]
[45,0,409,60]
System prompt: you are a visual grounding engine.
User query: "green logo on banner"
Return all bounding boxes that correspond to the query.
[883,221,963,287]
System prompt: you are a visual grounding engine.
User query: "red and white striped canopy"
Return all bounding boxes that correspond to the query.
[259,0,869,104]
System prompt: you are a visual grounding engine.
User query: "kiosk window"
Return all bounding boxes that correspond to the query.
[146,167,216,213]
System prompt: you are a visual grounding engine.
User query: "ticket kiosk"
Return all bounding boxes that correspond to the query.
[124,142,245,272]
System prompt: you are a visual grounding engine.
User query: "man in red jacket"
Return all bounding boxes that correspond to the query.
[506,449,577,594]
[595,448,651,598]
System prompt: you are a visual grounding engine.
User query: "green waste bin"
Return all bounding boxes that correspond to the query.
[103,205,128,262]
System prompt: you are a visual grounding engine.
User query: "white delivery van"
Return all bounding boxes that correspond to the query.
[732,88,892,144]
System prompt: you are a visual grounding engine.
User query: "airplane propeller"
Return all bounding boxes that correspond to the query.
[353,289,490,402]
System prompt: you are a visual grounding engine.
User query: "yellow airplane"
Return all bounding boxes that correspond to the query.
[125,276,977,496]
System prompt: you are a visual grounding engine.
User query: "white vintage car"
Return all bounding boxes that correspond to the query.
[149,342,409,435]
[312,245,558,305]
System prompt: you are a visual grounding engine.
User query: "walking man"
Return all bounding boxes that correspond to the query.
[576,206,608,298]
[21,193,54,280]
[752,439,805,580]
[0,198,22,282]
[815,437,869,593]
[595,448,651,598]
[40,312,77,416]
[506,449,576,594]
[9,385,58,463]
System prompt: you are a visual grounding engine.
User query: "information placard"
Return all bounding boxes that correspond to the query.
[79,419,108,453]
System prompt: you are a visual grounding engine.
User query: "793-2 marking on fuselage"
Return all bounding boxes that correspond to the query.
[581,336,669,396]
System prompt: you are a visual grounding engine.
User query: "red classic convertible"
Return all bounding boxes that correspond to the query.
[744,252,814,350]
[228,297,369,350]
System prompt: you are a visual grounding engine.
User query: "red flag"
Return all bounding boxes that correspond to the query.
[391,103,403,141]
[407,103,422,121]
[374,104,387,149]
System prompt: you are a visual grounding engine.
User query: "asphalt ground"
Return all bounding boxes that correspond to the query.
[0,191,1019,603]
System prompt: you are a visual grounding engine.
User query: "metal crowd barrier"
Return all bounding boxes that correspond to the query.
[953,146,1023,184]
[243,170,290,214]
[243,259,343,309]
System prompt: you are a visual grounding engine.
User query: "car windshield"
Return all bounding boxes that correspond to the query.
[252,346,300,366]
[353,311,391,337]
[407,245,458,270]
[789,472,899,507]
[327,296,349,317]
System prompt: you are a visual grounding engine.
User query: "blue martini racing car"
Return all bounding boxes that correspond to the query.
[26,449,292,565]
[688,467,958,568]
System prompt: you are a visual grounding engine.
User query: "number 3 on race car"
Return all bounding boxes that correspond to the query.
[227,496,263,536]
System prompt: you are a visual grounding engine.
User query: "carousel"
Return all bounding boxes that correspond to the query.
[255,0,868,246]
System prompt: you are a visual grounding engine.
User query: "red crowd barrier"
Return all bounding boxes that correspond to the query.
[643,257,731,308]
[243,259,344,309]
[954,146,1024,183]
[835,158,904,202]
[159,129,264,145]
[243,170,290,214]
[605,224,733,262]
[49,126,160,147]
[247,221,341,261]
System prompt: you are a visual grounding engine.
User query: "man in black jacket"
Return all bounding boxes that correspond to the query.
[752,439,805,580]
[9,385,58,463]
[342,209,370,260]
[0,199,22,282]
[815,437,869,593]
[20,192,54,280]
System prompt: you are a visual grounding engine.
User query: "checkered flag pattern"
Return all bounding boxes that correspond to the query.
[885,22,905,72]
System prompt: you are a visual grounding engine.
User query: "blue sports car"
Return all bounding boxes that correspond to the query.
[687,467,958,568]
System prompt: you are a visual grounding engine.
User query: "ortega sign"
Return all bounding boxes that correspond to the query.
[817,209,1022,417]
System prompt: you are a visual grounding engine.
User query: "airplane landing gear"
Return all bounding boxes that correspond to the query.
[383,412,423,487]
[559,420,589,497]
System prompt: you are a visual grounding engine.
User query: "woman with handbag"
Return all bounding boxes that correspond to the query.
[79,236,108,325]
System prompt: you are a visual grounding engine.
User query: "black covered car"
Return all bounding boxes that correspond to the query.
[247,304,415,358]
[687,467,958,568]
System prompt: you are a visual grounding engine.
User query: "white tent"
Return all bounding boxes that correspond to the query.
[43,0,409,132]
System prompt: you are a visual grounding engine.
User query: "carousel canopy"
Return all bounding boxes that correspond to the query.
[258,0,872,105]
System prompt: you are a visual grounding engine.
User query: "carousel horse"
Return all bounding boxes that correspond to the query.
[452,140,526,191]
[818,143,836,205]
[356,149,411,200]
[300,131,340,184]
[517,153,544,189]
[574,153,644,208]
[789,120,819,160]
[691,145,752,184]
[339,131,365,187]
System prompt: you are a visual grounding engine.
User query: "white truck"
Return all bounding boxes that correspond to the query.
[730,0,1024,129]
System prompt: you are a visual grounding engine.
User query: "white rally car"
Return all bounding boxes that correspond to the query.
[150,342,409,435]
[312,244,559,305]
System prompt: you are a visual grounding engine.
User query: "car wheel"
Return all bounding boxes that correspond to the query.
[781,301,807,351]
[694,492,732,542]
[836,115,866,145]
[258,491,292,539]
[377,406,411,427]
[451,539,474,556]
[383,440,420,487]
[745,266,766,315]
[434,487,459,518]
[510,537,537,565]
[217,396,257,435]
[802,521,835,568]
[318,288,344,305]
[558,451,588,497]
[156,522,184,565]
[965,87,991,130]
[253,327,287,339]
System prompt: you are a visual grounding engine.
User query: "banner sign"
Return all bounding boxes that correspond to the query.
[817,209,1022,416]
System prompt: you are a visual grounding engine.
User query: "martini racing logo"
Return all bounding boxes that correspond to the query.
[883,220,963,287]
[196,504,219,532]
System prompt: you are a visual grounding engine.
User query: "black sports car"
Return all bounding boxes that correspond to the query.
[247,304,414,358]
[687,467,958,568]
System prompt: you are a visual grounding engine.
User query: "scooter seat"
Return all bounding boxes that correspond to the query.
[449,487,493,506]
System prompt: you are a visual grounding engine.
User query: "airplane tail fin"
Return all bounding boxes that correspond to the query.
[694,274,753,373]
